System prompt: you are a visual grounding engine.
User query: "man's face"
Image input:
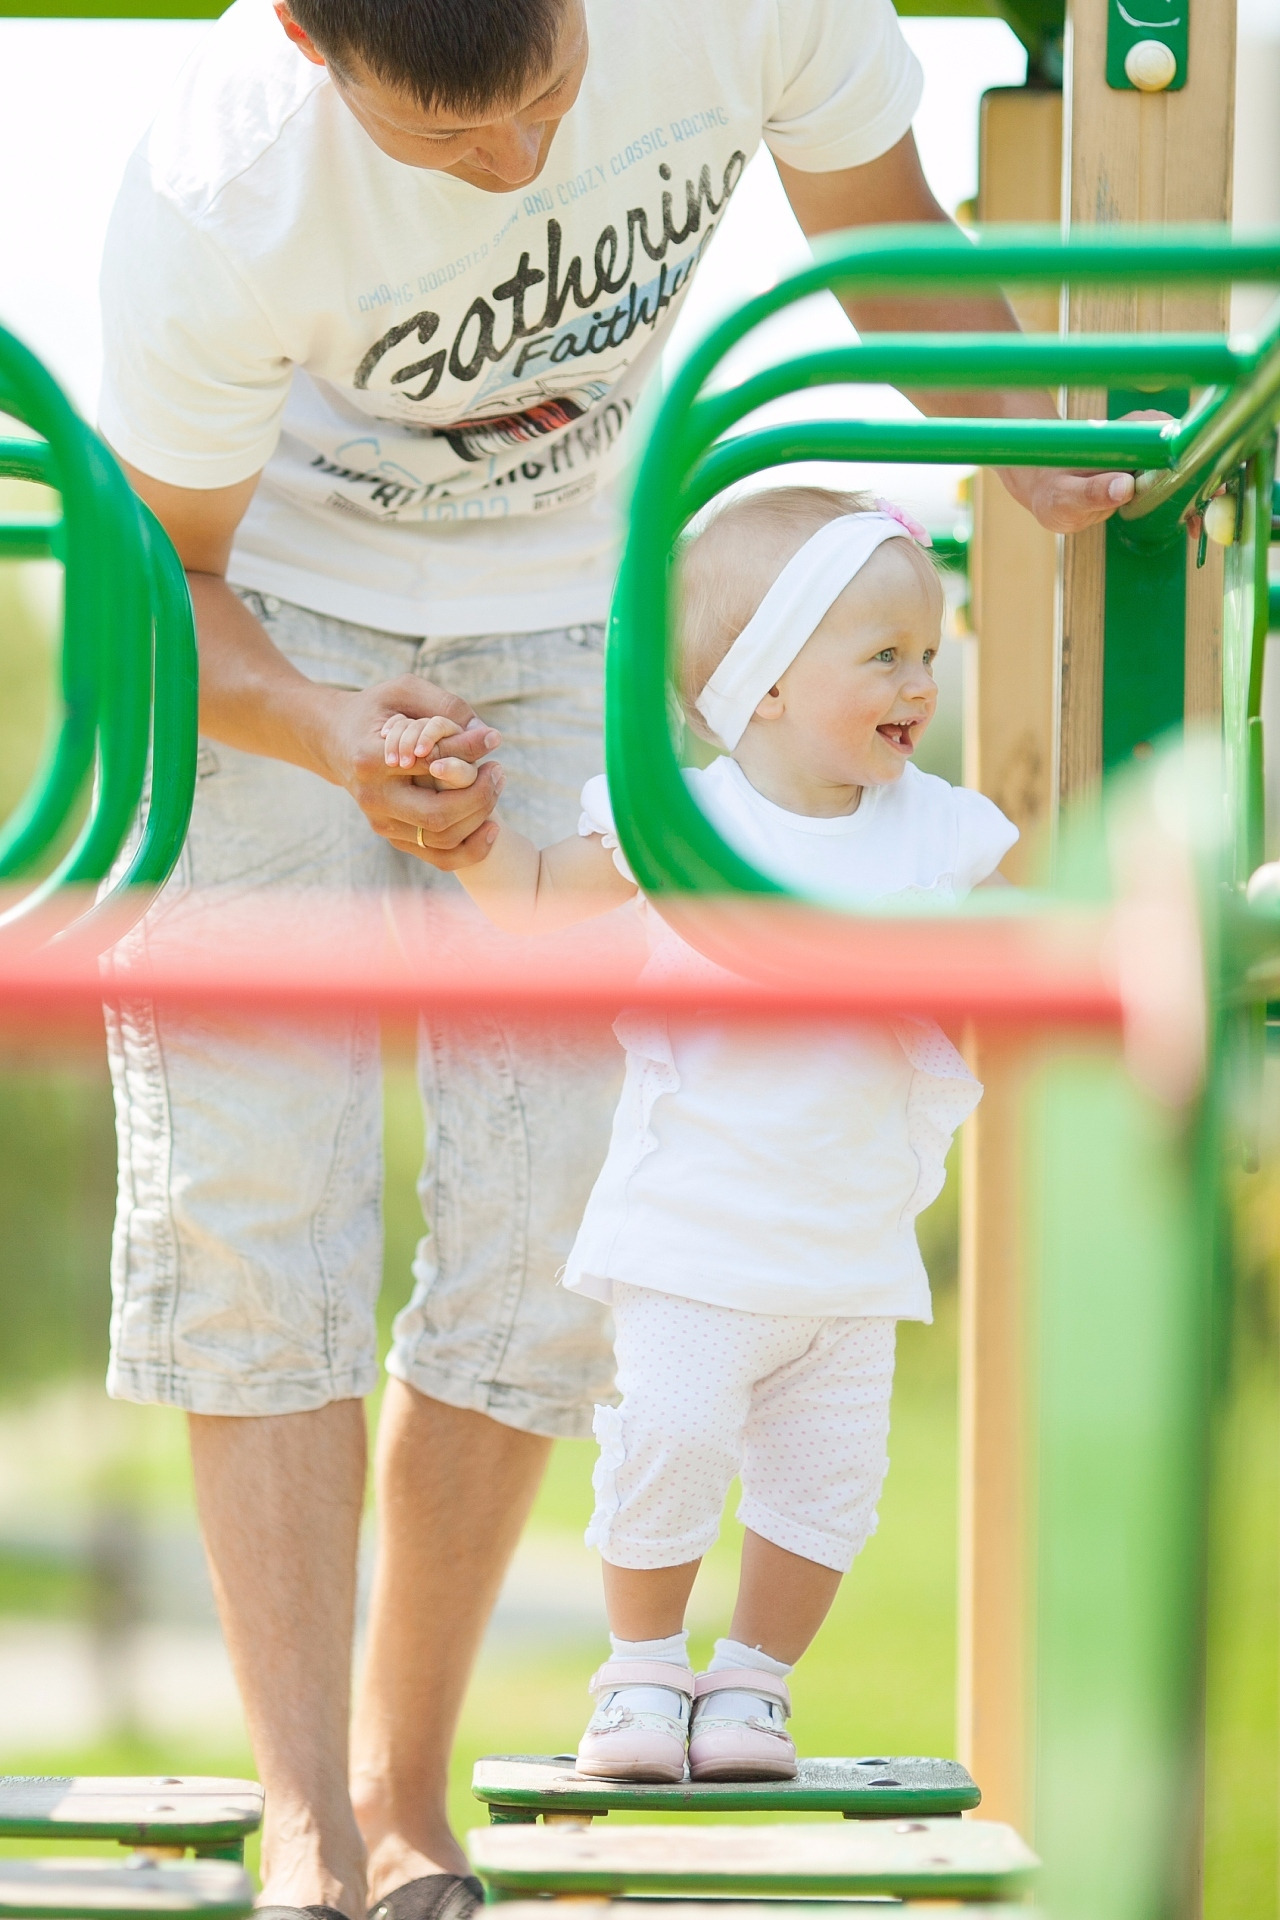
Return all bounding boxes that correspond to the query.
[274,0,588,189]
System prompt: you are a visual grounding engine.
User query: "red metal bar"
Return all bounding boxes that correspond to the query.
[0,890,1125,1030]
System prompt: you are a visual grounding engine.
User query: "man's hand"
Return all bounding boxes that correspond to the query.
[775,137,1147,538]
[999,408,1174,533]
[109,459,509,871]
[334,676,503,869]
[997,465,1135,534]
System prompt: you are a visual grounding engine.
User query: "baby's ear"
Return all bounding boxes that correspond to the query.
[753,684,785,722]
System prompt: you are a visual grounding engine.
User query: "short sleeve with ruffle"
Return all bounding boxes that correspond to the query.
[578,774,638,884]
[951,786,1020,894]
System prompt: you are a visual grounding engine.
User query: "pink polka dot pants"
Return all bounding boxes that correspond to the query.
[586,1283,897,1574]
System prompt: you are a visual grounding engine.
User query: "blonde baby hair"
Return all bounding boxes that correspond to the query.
[677,486,944,745]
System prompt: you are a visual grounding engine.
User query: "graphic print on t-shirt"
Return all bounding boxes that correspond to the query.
[315,148,745,521]
[99,0,923,630]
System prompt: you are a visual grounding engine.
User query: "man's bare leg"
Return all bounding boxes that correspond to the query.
[189,1401,368,1917]
[350,1383,552,1897]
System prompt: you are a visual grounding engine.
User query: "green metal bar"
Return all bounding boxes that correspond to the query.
[0,437,53,484]
[56,504,200,948]
[607,225,1280,906]
[802,225,1280,296]
[1124,307,1280,534]
[0,342,139,883]
[125,504,199,889]
[681,420,1174,531]
[0,0,225,13]
[0,516,60,559]
[0,329,155,918]
[689,336,1248,455]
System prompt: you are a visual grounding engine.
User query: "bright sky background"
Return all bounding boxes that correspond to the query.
[0,12,1027,532]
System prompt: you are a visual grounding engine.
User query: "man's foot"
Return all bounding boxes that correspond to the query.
[367,1876,483,1920]
[687,1668,798,1782]
[255,1836,364,1920]
[361,1827,472,1907]
[256,1906,351,1920]
[575,1657,694,1783]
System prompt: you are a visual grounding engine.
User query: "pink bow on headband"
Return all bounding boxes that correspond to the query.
[873,497,933,546]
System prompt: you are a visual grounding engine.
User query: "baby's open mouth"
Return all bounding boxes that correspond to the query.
[877,722,916,753]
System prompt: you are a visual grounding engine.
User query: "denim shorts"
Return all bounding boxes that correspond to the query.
[104,595,620,1436]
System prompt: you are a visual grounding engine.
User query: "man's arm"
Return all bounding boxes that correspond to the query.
[776,133,1134,535]
[119,459,504,867]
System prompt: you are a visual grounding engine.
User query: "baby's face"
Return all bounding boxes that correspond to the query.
[767,541,943,789]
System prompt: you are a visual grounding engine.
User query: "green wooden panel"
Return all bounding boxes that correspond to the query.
[1102,390,1188,774]
[467,1817,1039,1902]
[1106,0,1187,90]
[0,1858,251,1919]
[0,1779,262,1849]
[472,1754,979,1821]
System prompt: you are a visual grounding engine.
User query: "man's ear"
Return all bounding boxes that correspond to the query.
[274,2,327,66]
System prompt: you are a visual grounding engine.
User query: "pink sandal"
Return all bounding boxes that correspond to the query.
[575,1658,695,1783]
[687,1668,798,1782]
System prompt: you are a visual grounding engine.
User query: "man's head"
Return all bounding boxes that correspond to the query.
[274,0,587,188]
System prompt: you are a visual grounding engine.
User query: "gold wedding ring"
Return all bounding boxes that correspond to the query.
[417,824,427,849]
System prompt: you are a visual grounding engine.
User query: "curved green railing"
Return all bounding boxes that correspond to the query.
[606,224,1280,907]
[0,322,198,942]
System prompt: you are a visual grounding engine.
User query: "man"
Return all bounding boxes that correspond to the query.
[98,3,1134,1917]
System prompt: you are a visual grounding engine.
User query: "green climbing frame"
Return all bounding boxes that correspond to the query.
[597,222,1280,1920]
[0,320,198,942]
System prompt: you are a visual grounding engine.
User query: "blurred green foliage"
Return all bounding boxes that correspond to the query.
[0,544,119,1397]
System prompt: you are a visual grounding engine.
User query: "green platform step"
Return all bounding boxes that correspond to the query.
[467,1815,1038,1902]
[472,1754,979,1823]
[0,1858,252,1919]
[484,1905,1034,1920]
[0,1779,263,1862]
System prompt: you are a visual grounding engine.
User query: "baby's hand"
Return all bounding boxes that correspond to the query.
[380,712,480,790]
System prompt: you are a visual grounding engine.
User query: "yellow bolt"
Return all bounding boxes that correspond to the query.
[1203,495,1237,547]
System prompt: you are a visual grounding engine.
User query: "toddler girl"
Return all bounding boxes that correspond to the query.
[380,488,1017,1786]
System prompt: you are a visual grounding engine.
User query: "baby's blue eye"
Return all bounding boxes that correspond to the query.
[875,647,896,663]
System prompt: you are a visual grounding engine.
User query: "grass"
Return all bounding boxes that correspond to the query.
[0,1293,960,1878]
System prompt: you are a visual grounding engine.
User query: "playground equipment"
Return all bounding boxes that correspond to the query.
[473,1754,980,1822]
[0,1778,259,1919]
[6,215,1275,1920]
[0,1,1278,1917]
[0,324,197,942]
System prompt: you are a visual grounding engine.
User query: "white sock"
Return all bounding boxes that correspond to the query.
[709,1637,792,1677]
[610,1631,690,1666]
[701,1636,793,1726]
[597,1630,690,1720]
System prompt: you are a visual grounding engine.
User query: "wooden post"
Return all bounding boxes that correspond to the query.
[960,0,1236,1859]
[958,85,1061,1839]
[1060,0,1236,797]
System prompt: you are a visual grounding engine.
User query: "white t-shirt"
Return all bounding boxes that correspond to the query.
[563,757,1019,1318]
[98,0,921,637]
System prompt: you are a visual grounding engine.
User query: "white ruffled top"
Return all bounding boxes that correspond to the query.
[563,756,1019,1320]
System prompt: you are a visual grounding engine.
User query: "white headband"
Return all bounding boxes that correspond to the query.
[694,511,922,751]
